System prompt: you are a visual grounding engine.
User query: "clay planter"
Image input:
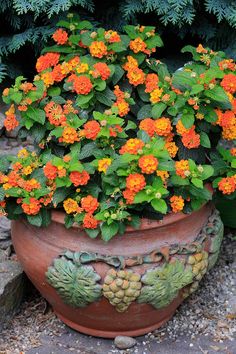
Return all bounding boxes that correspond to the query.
[11,203,223,338]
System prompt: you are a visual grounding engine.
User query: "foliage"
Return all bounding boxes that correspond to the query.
[1,1,236,82]
[138,260,193,308]
[0,16,235,240]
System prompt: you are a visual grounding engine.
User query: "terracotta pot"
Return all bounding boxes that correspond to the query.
[11,203,223,338]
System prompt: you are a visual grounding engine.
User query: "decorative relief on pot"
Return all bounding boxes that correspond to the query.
[46,257,102,307]
[45,208,224,311]
[137,261,193,309]
[103,269,142,312]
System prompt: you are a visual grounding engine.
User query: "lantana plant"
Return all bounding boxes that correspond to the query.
[1,14,235,241]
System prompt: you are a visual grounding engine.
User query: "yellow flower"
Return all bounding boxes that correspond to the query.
[23,166,33,175]
[150,88,163,104]
[76,63,89,73]
[17,148,29,158]
[63,198,79,214]
[98,158,112,173]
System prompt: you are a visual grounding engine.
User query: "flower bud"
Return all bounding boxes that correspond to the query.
[155,192,162,199]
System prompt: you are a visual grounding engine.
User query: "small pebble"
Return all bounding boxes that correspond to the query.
[114,336,137,350]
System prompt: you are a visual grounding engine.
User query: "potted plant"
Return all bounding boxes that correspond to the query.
[0,14,235,338]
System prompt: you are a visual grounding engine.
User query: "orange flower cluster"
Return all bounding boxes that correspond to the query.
[69,170,90,186]
[83,120,101,140]
[83,213,99,229]
[139,118,156,137]
[176,120,191,136]
[218,176,236,195]
[22,198,41,215]
[67,74,93,95]
[104,30,121,43]
[154,117,172,137]
[113,85,130,117]
[89,41,108,58]
[92,62,111,80]
[230,148,236,156]
[52,28,68,45]
[98,158,112,173]
[119,138,144,155]
[138,155,158,174]
[63,198,80,214]
[44,162,58,180]
[44,102,67,126]
[59,127,79,144]
[81,195,99,213]
[129,37,147,53]
[123,189,136,204]
[221,74,236,94]
[218,59,236,71]
[4,104,19,131]
[126,173,146,193]
[145,73,159,93]
[181,127,200,149]
[170,195,185,213]
[109,125,123,137]
[123,56,145,86]
[150,88,163,103]
[216,110,236,140]
[175,160,190,178]
[36,52,60,73]
[165,141,178,158]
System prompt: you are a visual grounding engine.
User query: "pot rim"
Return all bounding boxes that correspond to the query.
[51,202,211,233]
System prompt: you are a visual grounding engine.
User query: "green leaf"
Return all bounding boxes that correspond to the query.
[137,104,152,120]
[53,188,72,206]
[85,228,100,238]
[112,65,125,85]
[0,187,5,201]
[134,191,149,203]
[146,35,163,49]
[201,165,214,180]
[76,92,93,107]
[137,85,150,102]
[205,87,232,109]
[101,222,119,242]
[200,132,211,148]
[172,70,196,91]
[27,214,42,227]
[191,178,203,188]
[170,175,189,186]
[47,87,61,97]
[26,106,45,125]
[181,111,195,129]
[151,199,167,214]
[96,88,115,106]
[151,103,167,118]
[190,84,204,95]
[79,142,97,159]
[9,91,22,104]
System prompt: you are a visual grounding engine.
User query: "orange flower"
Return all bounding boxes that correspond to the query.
[218,177,236,195]
[127,67,145,86]
[44,162,58,179]
[126,173,146,192]
[156,170,169,183]
[83,120,101,140]
[222,126,236,140]
[123,189,135,204]
[170,195,185,213]
[154,117,172,136]
[221,74,236,94]
[139,118,155,137]
[98,158,112,173]
[24,179,41,192]
[129,37,147,53]
[218,59,236,71]
[20,82,34,93]
[68,74,93,95]
[105,30,121,43]
[230,148,236,156]
[81,195,99,213]
[123,56,138,71]
[93,62,111,80]
[114,100,130,117]
[150,88,163,103]
[176,120,191,136]
[44,101,67,126]
[4,104,19,131]
[175,160,190,178]
[119,138,144,155]
[69,170,90,186]
[138,155,158,174]
[145,73,159,93]
[196,44,208,54]
[40,71,55,86]
[217,110,235,128]
[52,64,66,82]
[181,127,200,149]
[52,28,68,45]
[22,198,41,215]
[60,126,79,144]
[36,52,60,73]
[63,198,80,214]
[83,213,99,229]
[114,85,125,101]
[165,141,178,157]
[89,41,108,58]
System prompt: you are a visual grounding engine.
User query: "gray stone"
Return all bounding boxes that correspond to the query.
[0,260,26,330]
[114,335,137,349]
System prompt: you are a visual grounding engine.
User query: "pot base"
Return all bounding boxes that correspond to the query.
[54,310,173,338]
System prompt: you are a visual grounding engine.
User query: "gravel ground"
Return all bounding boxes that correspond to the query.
[0,230,235,354]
